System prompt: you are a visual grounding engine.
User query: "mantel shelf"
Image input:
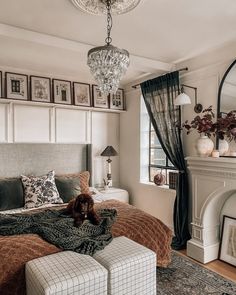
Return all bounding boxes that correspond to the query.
[0,98,126,114]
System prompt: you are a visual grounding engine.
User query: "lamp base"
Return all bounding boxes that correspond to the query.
[107,173,112,187]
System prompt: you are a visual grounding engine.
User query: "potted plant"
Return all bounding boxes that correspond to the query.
[215,111,236,155]
[182,106,216,156]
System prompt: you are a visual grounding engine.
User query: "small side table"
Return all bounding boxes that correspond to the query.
[98,188,129,203]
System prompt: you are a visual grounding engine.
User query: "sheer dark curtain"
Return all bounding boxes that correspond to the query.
[141,71,191,250]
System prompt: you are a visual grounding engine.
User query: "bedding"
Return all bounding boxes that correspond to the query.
[0,208,116,255]
[0,200,172,295]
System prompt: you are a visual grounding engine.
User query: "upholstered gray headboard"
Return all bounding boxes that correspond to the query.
[0,143,92,183]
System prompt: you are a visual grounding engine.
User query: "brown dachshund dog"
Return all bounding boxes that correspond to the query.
[67,194,100,227]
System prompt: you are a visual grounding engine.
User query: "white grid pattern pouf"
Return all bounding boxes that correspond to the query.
[26,251,108,295]
[93,236,156,295]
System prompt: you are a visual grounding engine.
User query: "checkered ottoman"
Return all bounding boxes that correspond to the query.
[25,251,108,295]
[93,236,156,295]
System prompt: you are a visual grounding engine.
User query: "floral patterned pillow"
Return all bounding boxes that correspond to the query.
[21,170,63,209]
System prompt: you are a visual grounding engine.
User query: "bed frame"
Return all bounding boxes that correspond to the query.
[0,143,92,184]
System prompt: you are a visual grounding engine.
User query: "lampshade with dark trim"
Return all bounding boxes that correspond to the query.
[100,146,118,157]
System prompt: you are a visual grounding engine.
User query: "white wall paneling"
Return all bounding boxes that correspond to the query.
[0,99,121,187]
[55,108,90,143]
[13,104,52,143]
[0,103,9,142]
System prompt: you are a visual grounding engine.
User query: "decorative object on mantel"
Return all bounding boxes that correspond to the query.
[92,84,109,109]
[5,72,28,100]
[83,0,134,94]
[211,149,220,158]
[196,134,214,157]
[30,76,51,103]
[153,171,165,186]
[52,79,72,105]
[219,215,236,267]
[182,106,215,156]
[73,82,91,107]
[175,84,203,113]
[218,139,229,156]
[100,145,118,187]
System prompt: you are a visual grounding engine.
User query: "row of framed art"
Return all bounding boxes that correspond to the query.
[0,71,125,110]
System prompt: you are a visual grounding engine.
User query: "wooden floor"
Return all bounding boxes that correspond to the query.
[178,250,236,283]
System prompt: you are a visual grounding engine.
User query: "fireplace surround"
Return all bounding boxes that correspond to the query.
[186,156,236,263]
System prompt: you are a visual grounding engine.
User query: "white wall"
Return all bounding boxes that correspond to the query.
[120,41,236,228]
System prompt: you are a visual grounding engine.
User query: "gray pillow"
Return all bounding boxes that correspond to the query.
[55,177,81,203]
[0,178,24,211]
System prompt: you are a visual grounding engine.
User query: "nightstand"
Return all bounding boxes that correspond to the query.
[98,188,129,203]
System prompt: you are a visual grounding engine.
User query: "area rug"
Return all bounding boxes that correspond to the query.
[156,252,236,295]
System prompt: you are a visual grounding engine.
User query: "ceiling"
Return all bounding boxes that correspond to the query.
[0,0,236,85]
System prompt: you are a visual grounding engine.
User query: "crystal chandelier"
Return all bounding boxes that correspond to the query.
[87,0,130,94]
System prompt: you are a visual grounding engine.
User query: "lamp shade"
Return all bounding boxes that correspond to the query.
[174,92,191,106]
[101,146,118,157]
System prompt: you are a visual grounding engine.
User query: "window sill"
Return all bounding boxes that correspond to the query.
[140,181,176,193]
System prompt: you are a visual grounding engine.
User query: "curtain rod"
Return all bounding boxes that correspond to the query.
[131,67,188,89]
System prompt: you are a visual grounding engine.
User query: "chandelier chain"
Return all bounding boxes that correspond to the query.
[105,0,113,45]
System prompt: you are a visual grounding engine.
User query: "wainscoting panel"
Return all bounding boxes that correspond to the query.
[13,104,52,142]
[0,103,8,142]
[55,108,89,143]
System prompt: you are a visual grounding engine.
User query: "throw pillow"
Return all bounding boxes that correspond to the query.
[55,177,81,203]
[56,171,90,197]
[21,170,63,209]
[0,178,24,211]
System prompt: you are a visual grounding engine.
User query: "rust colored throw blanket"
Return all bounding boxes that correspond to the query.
[0,200,172,295]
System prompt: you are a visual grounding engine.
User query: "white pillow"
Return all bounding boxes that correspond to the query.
[21,170,63,209]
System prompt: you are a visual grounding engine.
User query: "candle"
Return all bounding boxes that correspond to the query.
[211,150,220,158]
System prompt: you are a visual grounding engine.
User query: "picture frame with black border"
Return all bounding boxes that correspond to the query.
[92,84,109,109]
[52,79,72,105]
[5,72,28,100]
[110,88,125,110]
[219,215,236,267]
[73,82,91,107]
[30,75,51,103]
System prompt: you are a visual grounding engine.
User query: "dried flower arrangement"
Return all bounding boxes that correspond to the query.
[182,106,216,138]
[215,111,236,141]
[182,106,236,142]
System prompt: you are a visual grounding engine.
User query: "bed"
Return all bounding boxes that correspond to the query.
[0,143,172,295]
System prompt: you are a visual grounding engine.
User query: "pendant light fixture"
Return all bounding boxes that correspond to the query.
[71,0,141,94]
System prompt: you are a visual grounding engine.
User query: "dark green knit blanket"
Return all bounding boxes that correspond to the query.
[0,208,117,255]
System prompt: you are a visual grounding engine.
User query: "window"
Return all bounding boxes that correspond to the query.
[149,122,177,185]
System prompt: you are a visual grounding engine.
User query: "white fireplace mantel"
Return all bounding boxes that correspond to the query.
[186,156,236,263]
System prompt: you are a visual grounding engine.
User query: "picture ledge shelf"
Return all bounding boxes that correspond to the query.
[0,98,126,113]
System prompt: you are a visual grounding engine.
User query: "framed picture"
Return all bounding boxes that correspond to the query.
[30,76,51,103]
[0,71,2,98]
[92,85,109,109]
[52,79,72,105]
[219,215,236,266]
[73,82,91,107]
[110,88,125,110]
[5,72,28,100]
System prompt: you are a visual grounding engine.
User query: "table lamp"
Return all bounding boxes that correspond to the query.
[100,146,118,187]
